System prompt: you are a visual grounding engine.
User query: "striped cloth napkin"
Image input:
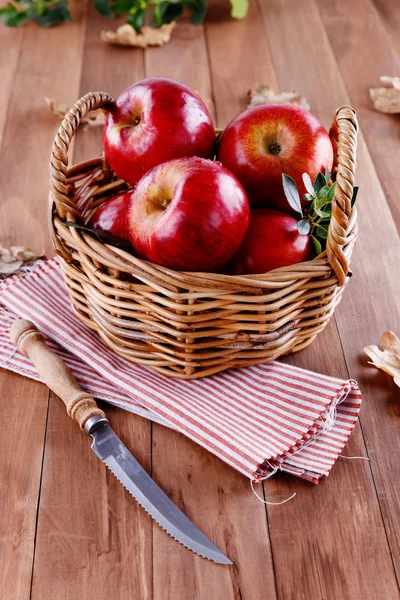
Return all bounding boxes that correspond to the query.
[0,258,361,483]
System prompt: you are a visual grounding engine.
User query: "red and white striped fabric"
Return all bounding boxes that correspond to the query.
[0,258,361,483]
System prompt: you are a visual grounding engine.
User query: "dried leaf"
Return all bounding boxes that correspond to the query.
[247,85,310,110]
[364,330,400,387]
[45,97,106,128]
[370,76,400,114]
[0,244,44,278]
[101,22,176,48]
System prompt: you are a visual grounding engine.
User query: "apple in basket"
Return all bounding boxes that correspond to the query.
[88,193,131,240]
[217,104,333,214]
[128,157,250,272]
[226,209,312,275]
[103,78,216,187]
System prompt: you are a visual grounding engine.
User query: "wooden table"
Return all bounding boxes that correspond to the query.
[1,1,400,598]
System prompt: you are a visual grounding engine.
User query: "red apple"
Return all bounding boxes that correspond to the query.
[88,193,130,240]
[128,157,250,272]
[226,209,312,275]
[103,78,216,186]
[217,104,333,213]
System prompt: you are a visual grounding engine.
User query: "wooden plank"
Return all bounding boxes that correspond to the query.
[0,26,23,148]
[256,0,400,592]
[372,0,400,57]
[30,399,153,600]
[145,16,276,599]
[0,19,85,256]
[317,0,400,230]
[205,0,279,128]
[0,371,48,600]
[30,8,153,600]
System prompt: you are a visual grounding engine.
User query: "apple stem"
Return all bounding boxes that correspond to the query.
[160,198,170,210]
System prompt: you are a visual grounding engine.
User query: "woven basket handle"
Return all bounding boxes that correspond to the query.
[50,91,114,220]
[327,106,358,286]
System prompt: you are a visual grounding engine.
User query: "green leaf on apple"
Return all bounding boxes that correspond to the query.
[297,219,311,235]
[314,171,326,193]
[230,0,248,18]
[302,173,315,197]
[316,224,329,239]
[327,182,336,201]
[324,165,331,185]
[282,173,303,217]
[311,235,322,256]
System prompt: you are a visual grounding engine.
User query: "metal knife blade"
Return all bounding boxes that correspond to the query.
[9,319,232,566]
[89,418,232,565]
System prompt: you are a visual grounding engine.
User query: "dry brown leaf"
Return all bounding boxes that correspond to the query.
[370,76,400,114]
[45,97,106,128]
[247,85,310,110]
[0,244,44,278]
[101,22,176,48]
[364,330,400,387]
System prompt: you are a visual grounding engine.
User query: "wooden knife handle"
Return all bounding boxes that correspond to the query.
[9,319,106,430]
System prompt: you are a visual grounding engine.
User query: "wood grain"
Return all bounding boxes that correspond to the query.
[0,20,85,256]
[30,399,153,600]
[144,17,276,598]
[29,7,152,599]
[0,26,23,148]
[257,0,400,592]
[1,0,400,597]
[318,0,400,231]
[0,371,48,600]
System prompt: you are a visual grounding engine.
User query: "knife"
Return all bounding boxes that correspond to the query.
[10,319,232,565]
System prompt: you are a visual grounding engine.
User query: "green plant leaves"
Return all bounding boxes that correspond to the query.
[352,186,359,207]
[297,219,311,235]
[94,0,113,17]
[311,235,322,256]
[0,0,71,26]
[230,0,248,19]
[282,174,303,216]
[313,171,326,193]
[302,173,314,197]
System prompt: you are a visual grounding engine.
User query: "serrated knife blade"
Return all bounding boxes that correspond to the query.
[89,420,232,564]
[9,319,232,565]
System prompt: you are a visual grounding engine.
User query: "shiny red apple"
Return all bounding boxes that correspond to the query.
[103,78,216,186]
[227,209,312,275]
[128,157,250,272]
[88,193,130,240]
[217,104,333,213]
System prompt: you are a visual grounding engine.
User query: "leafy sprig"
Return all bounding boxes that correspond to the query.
[0,0,71,27]
[0,0,248,30]
[282,170,359,257]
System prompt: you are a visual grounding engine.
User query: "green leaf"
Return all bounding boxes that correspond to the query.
[311,235,322,256]
[282,173,303,216]
[325,165,331,184]
[36,3,71,26]
[153,0,183,24]
[314,207,331,219]
[297,219,311,235]
[351,185,359,207]
[127,7,146,31]
[302,173,315,196]
[304,193,313,203]
[316,224,329,239]
[185,0,207,24]
[112,0,135,13]
[94,0,113,18]
[319,185,330,198]
[0,7,27,26]
[327,181,336,201]
[230,0,248,19]
[314,171,326,193]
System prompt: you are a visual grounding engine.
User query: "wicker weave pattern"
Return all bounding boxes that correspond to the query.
[49,92,358,379]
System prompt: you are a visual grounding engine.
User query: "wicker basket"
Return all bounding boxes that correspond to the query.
[49,92,358,379]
